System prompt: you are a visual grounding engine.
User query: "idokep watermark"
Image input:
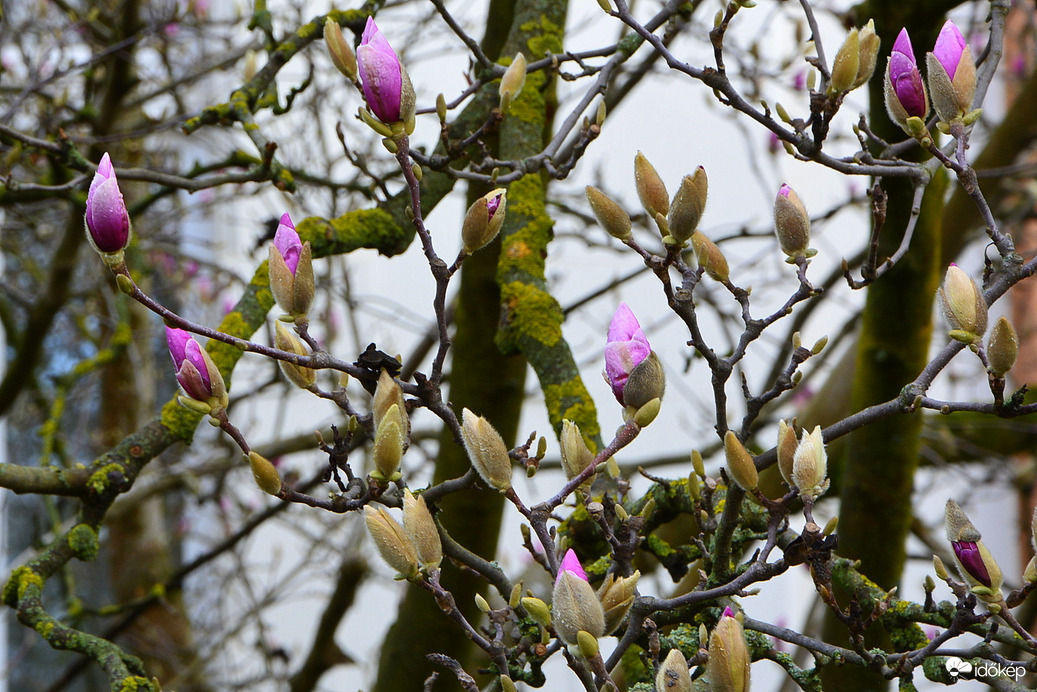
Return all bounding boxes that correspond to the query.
[944,656,1026,681]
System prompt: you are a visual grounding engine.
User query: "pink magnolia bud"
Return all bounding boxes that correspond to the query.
[604,303,664,410]
[268,213,315,319]
[85,152,131,255]
[165,327,226,409]
[884,29,929,131]
[926,21,977,123]
[604,303,650,403]
[551,549,605,645]
[273,213,302,274]
[945,499,1003,603]
[357,17,415,126]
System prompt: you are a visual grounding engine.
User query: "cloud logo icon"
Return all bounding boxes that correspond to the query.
[944,657,973,678]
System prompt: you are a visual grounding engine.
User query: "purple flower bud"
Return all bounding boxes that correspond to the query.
[722,606,736,619]
[604,303,651,404]
[486,192,503,219]
[933,21,967,80]
[557,548,589,584]
[358,17,406,124]
[165,327,212,402]
[85,152,131,254]
[952,541,991,587]
[273,213,302,274]
[888,29,928,118]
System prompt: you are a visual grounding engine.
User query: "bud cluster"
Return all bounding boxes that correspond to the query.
[364,489,443,580]
[884,21,979,137]
[776,421,829,502]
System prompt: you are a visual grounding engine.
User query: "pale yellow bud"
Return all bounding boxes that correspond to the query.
[498,52,527,113]
[708,612,752,692]
[691,231,729,282]
[520,596,552,627]
[324,18,357,81]
[854,20,880,89]
[247,451,282,496]
[586,186,632,240]
[461,409,513,491]
[792,425,829,500]
[987,316,1018,377]
[560,419,595,483]
[370,403,405,482]
[597,570,640,634]
[774,184,812,261]
[373,369,408,433]
[364,505,419,579]
[634,151,669,220]
[829,29,860,94]
[667,167,708,243]
[403,489,442,571]
[724,431,758,492]
[274,322,316,389]
[655,648,692,692]
[552,571,605,645]
[939,265,987,342]
[777,420,798,487]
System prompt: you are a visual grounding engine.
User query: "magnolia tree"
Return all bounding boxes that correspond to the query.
[4,1,1037,691]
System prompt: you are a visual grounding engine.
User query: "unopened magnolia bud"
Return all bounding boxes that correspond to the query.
[475,593,491,613]
[829,28,860,94]
[924,575,936,592]
[586,186,632,240]
[811,335,828,355]
[461,408,513,491]
[403,489,442,571]
[499,675,518,692]
[656,648,692,692]
[598,570,640,634]
[945,499,1003,600]
[498,52,527,113]
[268,213,315,319]
[374,369,408,433]
[461,188,507,253]
[371,403,405,482]
[792,425,829,501]
[521,596,552,627]
[933,555,950,581]
[632,397,662,427]
[248,451,283,496]
[634,151,669,220]
[509,582,523,609]
[927,21,977,123]
[243,49,258,82]
[692,449,705,477]
[1025,556,1037,584]
[987,316,1018,377]
[560,420,595,483]
[691,231,729,282]
[777,420,798,487]
[576,629,599,658]
[724,431,758,491]
[774,184,813,261]
[552,550,605,645]
[708,610,752,692]
[274,322,316,389]
[667,167,708,243]
[364,505,420,580]
[623,351,665,411]
[854,20,880,89]
[939,264,987,343]
[324,18,358,81]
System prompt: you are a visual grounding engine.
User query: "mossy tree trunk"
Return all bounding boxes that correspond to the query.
[372,1,574,689]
